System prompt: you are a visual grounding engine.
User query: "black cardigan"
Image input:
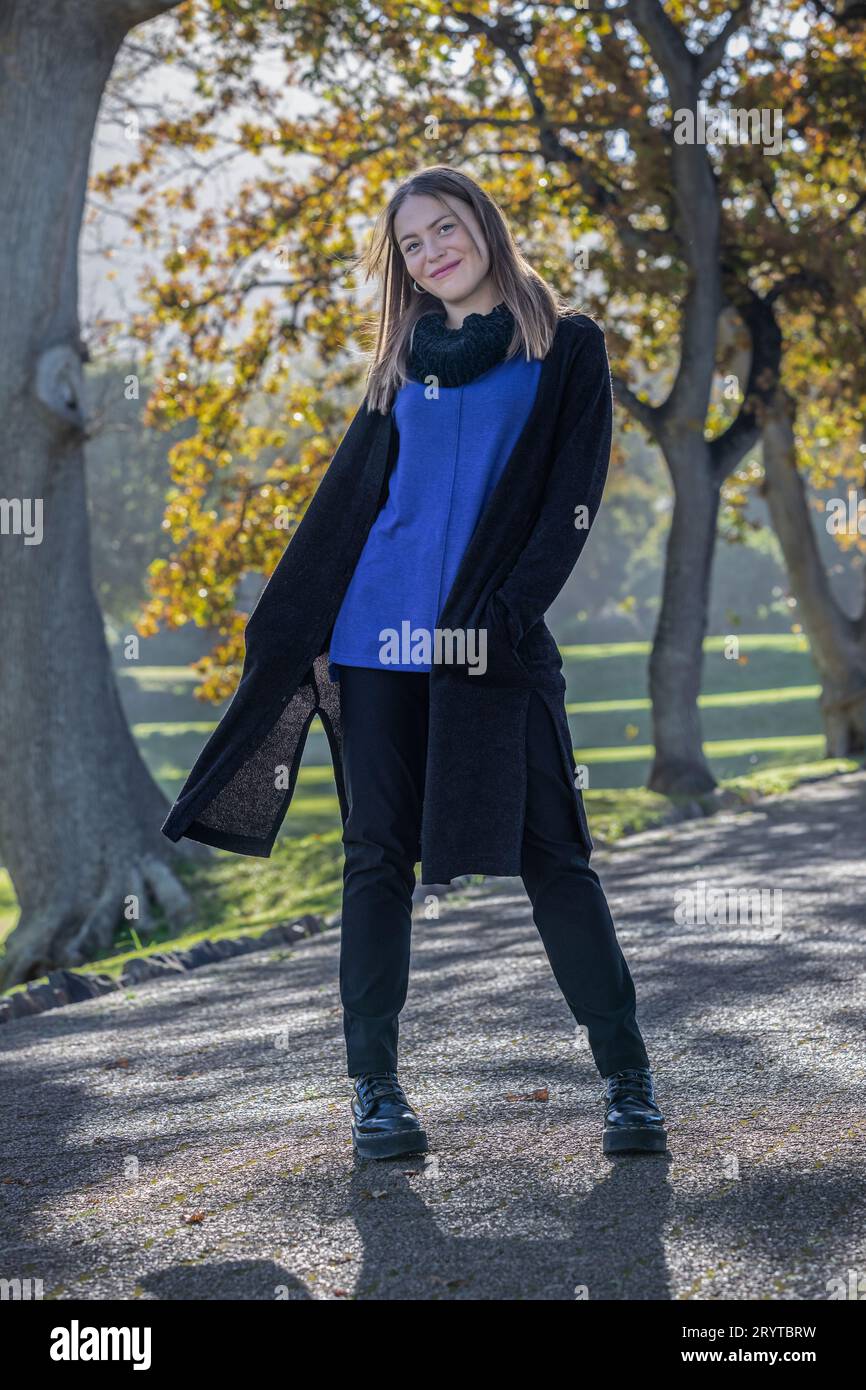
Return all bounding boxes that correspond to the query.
[161,312,613,883]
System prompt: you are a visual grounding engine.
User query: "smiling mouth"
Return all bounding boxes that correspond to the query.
[430,261,460,279]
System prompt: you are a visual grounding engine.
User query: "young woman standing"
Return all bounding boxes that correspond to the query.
[325,167,668,1161]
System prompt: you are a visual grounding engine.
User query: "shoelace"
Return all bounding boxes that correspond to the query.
[355,1072,405,1106]
[599,1068,654,1102]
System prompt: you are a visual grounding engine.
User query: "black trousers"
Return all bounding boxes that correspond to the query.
[337,664,650,1080]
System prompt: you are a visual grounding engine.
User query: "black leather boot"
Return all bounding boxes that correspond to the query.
[600,1067,668,1154]
[350,1071,429,1159]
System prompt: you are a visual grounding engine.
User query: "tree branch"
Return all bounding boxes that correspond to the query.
[623,0,697,97]
[91,0,183,25]
[696,4,754,82]
[710,281,782,481]
[445,7,676,258]
[809,0,866,26]
[611,373,662,437]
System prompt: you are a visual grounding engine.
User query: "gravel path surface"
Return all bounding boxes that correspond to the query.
[1,771,864,1300]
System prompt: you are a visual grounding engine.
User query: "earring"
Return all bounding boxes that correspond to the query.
[412,280,424,293]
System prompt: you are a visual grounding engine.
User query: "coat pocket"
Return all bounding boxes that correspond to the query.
[516,619,563,673]
[476,590,532,681]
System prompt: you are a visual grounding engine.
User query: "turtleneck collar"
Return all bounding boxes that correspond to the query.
[406,300,516,388]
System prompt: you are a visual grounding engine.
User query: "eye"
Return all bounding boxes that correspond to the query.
[403,222,455,256]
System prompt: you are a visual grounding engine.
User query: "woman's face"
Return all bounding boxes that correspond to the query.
[393,192,494,305]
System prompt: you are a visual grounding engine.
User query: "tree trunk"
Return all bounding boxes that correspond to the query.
[760,389,866,756]
[647,445,720,794]
[0,0,201,989]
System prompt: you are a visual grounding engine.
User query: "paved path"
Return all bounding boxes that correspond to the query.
[1,772,864,1300]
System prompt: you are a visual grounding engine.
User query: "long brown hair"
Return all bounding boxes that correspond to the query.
[356,165,584,414]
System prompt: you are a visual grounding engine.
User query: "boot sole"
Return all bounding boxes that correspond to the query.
[352,1126,429,1160]
[603,1126,668,1155]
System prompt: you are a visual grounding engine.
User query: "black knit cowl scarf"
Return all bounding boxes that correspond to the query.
[406,300,516,388]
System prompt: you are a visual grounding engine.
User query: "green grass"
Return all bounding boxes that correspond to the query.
[131,633,829,804]
[1,830,347,995]
[570,684,821,713]
[1,634,861,974]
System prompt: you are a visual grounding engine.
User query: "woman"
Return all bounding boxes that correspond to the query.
[161,166,666,1162]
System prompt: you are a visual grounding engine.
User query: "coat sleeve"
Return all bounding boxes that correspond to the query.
[242,393,381,650]
[493,318,613,647]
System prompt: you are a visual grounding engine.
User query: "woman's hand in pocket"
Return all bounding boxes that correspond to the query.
[474,590,531,682]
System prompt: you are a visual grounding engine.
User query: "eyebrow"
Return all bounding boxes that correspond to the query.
[398,213,453,247]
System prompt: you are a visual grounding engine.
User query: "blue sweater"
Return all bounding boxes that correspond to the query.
[328,353,542,676]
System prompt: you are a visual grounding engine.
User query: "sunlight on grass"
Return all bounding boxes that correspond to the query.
[1,637,861,988]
